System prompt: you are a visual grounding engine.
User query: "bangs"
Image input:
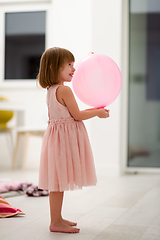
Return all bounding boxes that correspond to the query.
[63,49,75,63]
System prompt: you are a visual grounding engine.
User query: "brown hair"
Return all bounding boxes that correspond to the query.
[37,47,75,88]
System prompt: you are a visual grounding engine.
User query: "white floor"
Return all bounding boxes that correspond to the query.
[0,170,160,240]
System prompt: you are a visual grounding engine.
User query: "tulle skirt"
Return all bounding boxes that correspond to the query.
[38,117,97,192]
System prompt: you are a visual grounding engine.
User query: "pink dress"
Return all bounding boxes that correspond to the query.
[38,84,97,192]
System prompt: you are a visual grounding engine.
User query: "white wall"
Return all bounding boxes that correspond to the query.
[90,0,122,176]
[0,0,122,176]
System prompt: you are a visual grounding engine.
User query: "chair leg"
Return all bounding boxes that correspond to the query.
[9,131,14,156]
[5,131,13,158]
[12,132,21,169]
[22,132,30,171]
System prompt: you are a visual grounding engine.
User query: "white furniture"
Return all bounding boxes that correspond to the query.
[0,103,25,162]
[0,103,25,127]
[0,102,46,171]
[0,127,14,158]
[12,126,46,171]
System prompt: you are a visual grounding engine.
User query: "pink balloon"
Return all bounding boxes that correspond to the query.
[72,53,121,108]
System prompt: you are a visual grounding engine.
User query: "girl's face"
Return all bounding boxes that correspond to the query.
[58,61,75,84]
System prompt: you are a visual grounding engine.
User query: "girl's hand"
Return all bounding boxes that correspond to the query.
[97,108,110,118]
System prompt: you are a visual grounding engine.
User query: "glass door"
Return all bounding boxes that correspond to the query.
[128,0,160,168]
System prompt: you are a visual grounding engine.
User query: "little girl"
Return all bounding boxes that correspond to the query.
[37,47,110,234]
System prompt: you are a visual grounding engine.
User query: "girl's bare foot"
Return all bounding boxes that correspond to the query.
[62,219,77,226]
[49,221,80,233]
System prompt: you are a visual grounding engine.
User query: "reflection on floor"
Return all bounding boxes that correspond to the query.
[0,170,160,240]
[129,149,160,168]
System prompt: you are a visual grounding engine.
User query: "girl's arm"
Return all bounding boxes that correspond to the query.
[57,86,110,121]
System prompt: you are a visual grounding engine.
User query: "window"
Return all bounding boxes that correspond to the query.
[5,11,46,80]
